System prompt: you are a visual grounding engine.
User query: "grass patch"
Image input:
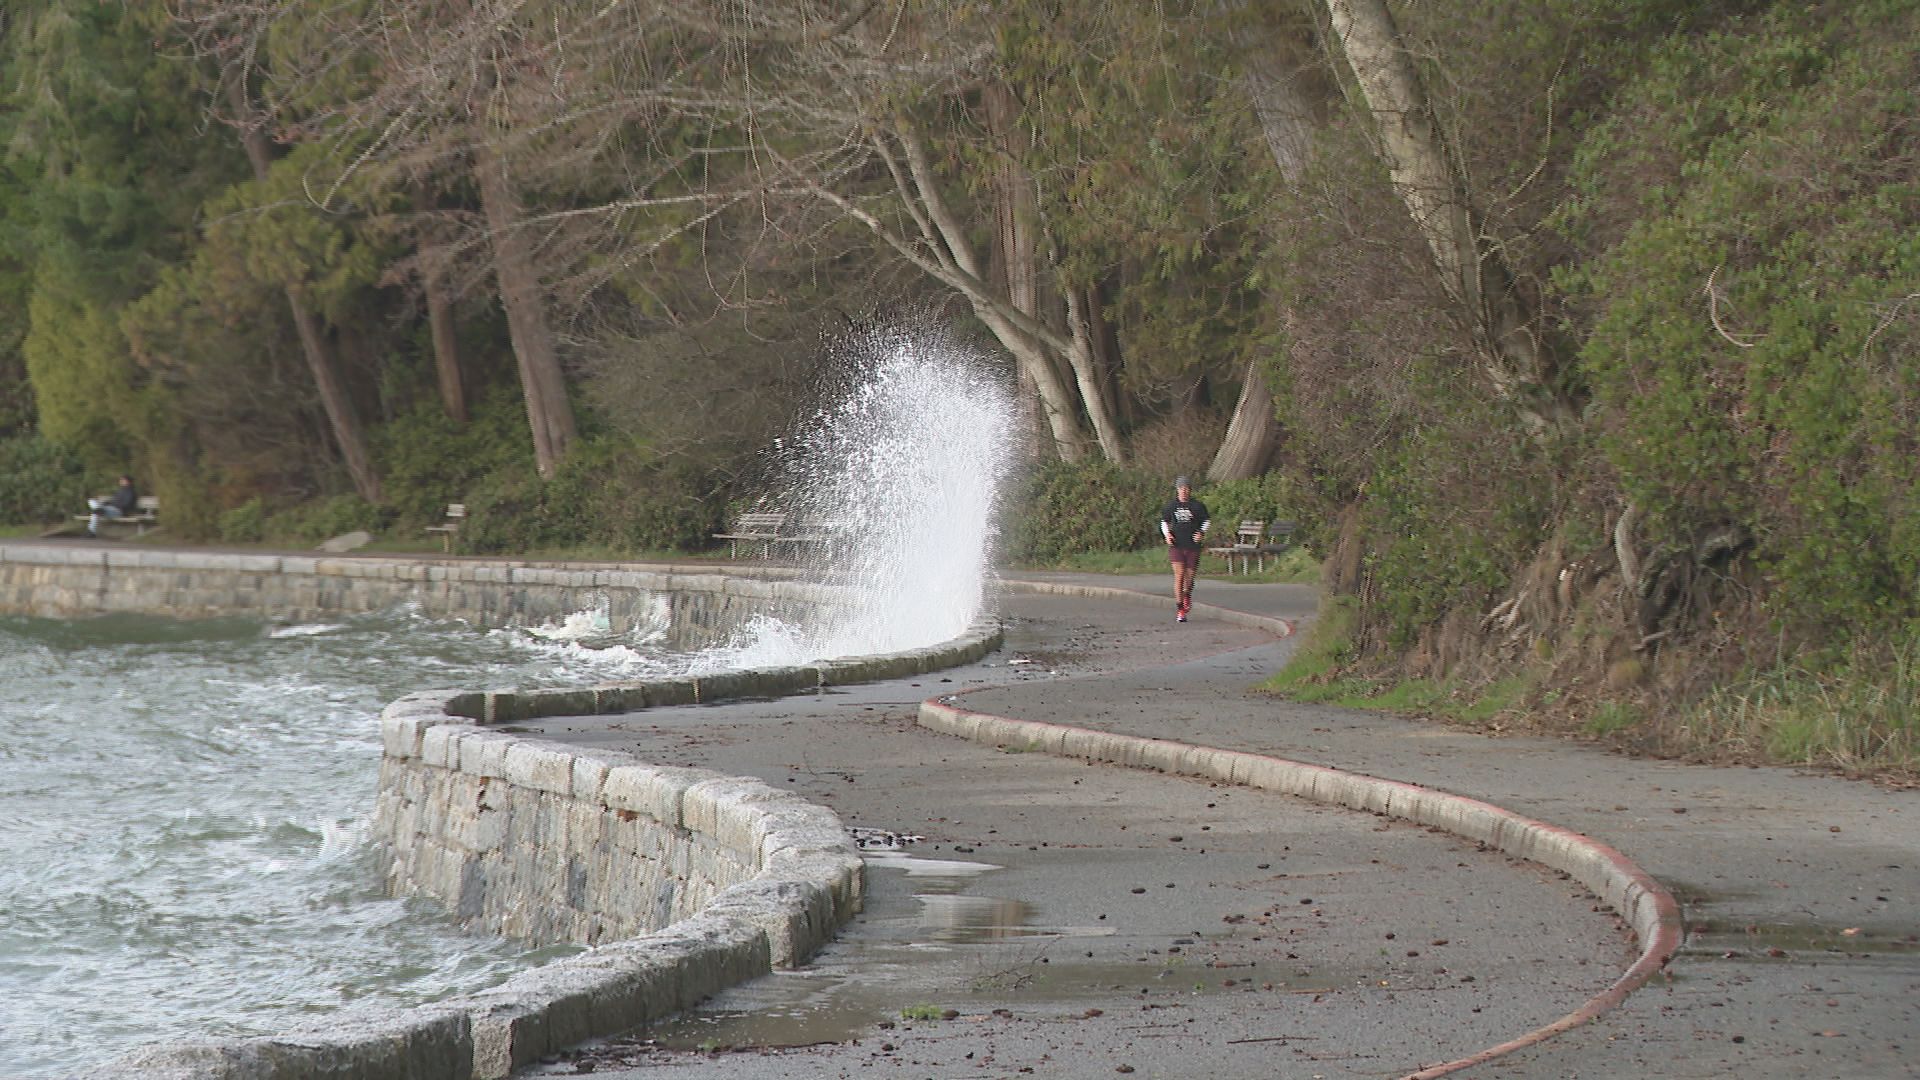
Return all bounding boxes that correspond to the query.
[1584,700,1642,737]
[1361,679,1452,712]
[1261,601,1533,725]
[1458,677,1529,725]
[1683,636,1920,776]
[1259,595,1363,701]
[900,1004,945,1021]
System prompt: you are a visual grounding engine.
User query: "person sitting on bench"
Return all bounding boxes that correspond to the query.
[87,475,138,537]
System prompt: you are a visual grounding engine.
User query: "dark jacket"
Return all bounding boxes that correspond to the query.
[105,482,138,513]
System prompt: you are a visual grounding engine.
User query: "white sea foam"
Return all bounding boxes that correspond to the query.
[268,623,347,638]
[753,330,1018,664]
[523,604,613,641]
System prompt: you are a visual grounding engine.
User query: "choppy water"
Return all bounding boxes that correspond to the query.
[0,334,1020,1077]
[0,605,688,1077]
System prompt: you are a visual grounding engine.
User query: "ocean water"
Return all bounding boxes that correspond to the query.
[0,605,684,1077]
[0,334,1019,1076]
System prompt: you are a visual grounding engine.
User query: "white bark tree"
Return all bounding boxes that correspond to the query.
[650,1,1134,463]
[1324,0,1573,433]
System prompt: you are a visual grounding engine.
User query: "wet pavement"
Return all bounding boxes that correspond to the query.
[515,573,1919,1079]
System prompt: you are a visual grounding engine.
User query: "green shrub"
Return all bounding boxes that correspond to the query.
[1561,2,1920,645]
[611,459,726,552]
[374,389,535,527]
[457,464,547,554]
[218,497,266,544]
[0,435,90,524]
[263,494,388,545]
[1357,381,1555,646]
[1002,460,1166,564]
[1199,473,1324,550]
[456,438,725,556]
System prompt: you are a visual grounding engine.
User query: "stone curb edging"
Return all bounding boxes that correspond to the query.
[923,585,1681,1079]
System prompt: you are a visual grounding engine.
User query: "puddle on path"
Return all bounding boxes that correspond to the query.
[548,848,1364,1066]
[622,953,1341,1055]
[1671,880,1919,958]
[1684,917,1920,957]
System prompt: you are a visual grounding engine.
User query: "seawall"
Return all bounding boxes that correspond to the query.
[0,544,823,648]
[0,543,1001,1080]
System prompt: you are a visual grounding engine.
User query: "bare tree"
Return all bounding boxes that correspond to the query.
[169,0,1165,467]
[680,2,1137,462]
[1323,0,1575,434]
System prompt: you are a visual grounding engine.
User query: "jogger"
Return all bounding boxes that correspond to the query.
[1160,476,1210,622]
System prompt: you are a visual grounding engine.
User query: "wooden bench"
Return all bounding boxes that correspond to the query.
[76,495,161,537]
[1260,520,1298,564]
[1206,519,1299,574]
[1206,519,1267,575]
[713,511,789,559]
[780,518,835,551]
[425,503,466,552]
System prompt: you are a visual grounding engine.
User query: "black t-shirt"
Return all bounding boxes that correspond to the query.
[1161,498,1211,549]
[107,482,138,513]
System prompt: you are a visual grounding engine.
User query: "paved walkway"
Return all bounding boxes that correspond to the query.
[524,573,1917,1079]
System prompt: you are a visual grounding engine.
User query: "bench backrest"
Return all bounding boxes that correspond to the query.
[445,504,467,519]
[135,496,161,514]
[1235,519,1265,543]
[733,512,788,529]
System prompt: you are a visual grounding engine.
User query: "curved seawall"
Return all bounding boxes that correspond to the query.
[0,543,1000,1080]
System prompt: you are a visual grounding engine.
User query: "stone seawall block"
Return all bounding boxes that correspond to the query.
[505,743,574,795]
[91,1004,473,1080]
[602,763,707,827]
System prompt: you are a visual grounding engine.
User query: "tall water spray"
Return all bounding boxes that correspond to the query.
[746,330,1020,663]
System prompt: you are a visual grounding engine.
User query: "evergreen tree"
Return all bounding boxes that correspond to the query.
[4,1,243,479]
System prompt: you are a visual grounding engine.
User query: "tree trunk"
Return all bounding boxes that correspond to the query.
[988,80,1042,325]
[474,141,577,477]
[976,304,1093,462]
[1207,357,1277,481]
[985,79,1127,463]
[982,83,1097,463]
[423,260,467,424]
[1206,41,1325,484]
[1082,278,1132,429]
[1325,0,1572,432]
[1062,281,1128,463]
[227,81,383,504]
[414,184,467,425]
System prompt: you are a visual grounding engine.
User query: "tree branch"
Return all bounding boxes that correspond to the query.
[1704,264,1764,349]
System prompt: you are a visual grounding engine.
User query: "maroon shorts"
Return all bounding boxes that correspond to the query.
[1168,546,1200,571]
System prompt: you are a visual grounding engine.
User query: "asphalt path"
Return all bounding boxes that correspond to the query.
[517,572,1917,1079]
